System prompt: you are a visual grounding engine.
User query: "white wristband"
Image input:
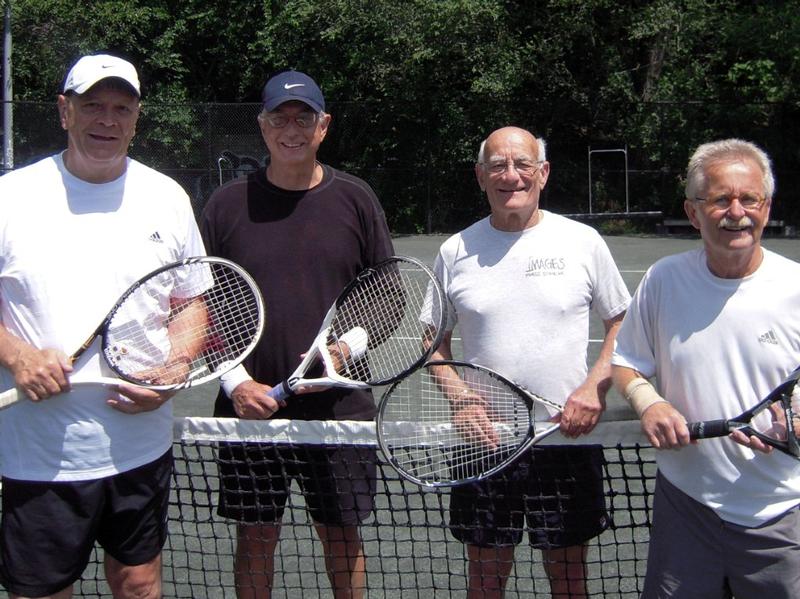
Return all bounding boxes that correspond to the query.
[339,326,369,361]
[624,377,669,418]
[219,364,253,398]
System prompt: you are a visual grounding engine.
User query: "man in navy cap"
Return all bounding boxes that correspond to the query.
[201,70,394,598]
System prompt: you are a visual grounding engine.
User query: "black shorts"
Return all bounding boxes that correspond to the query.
[449,445,610,549]
[216,442,376,525]
[0,450,173,597]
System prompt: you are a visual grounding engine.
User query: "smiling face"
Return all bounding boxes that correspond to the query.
[258,101,331,171]
[57,82,140,183]
[475,127,550,231]
[684,157,771,278]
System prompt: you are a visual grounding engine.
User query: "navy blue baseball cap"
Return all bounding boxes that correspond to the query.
[261,70,325,113]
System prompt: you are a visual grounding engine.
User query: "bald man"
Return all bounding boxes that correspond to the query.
[429,127,630,598]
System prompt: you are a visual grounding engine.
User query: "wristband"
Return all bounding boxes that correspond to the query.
[220,364,253,398]
[339,326,369,361]
[624,377,669,418]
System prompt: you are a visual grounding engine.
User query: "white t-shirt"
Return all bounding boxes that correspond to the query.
[433,211,630,407]
[612,247,800,526]
[0,153,206,481]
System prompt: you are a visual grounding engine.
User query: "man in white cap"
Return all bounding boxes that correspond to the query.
[201,70,394,598]
[0,54,206,598]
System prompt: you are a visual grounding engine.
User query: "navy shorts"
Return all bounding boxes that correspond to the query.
[0,450,173,597]
[449,445,610,548]
[216,442,376,525]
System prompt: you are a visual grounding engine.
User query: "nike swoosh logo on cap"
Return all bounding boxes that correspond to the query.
[284,83,305,89]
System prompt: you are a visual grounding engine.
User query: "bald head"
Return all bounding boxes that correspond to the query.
[474,126,550,232]
[478,127,546,165]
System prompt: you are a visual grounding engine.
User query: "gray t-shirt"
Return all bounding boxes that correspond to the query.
[433,210,630,407]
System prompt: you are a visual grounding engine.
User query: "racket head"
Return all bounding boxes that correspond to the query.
[377,360,561,487]
[741,367,800,457]
[323,256,446,386]
[100,257,265,390]
[689,366,800,458]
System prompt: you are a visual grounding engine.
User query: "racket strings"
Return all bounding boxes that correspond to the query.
[379,364,535,485]
[330,260,443,384]
[202,263,262,369]
[728,379,800,458]
[105,261,262,387]
[789,382,800,435]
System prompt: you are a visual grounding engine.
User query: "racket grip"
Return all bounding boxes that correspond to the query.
[0,387,22,410]
[687,419,730,440]
[267,381,293,403]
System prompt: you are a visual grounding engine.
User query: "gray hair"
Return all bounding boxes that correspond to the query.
[477,132,547,164]
[685,138,775,200]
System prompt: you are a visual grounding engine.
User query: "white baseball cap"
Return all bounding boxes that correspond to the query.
[63,54,141,97]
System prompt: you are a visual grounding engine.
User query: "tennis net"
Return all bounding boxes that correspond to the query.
[61,417,654,598]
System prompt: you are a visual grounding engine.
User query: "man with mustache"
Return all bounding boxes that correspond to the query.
[612,139,800,598]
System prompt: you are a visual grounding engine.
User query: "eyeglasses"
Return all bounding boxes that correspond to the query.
[482,159,544,177]
[693,193,767,210]
[263,111,321,129]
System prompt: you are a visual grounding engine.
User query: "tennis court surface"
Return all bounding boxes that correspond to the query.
[5,234,799,598]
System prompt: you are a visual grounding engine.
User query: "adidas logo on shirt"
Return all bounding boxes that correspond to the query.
[149,231,163,243]
[758,330,779,345]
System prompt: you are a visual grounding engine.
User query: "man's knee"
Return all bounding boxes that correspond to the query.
[105,554,162,599]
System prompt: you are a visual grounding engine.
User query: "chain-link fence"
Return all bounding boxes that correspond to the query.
[3,100,799,234]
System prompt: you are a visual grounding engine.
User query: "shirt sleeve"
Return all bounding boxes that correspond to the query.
[432,251,458,333]
[199,196,219,257]
[177,188,207,259]
[590,236,631,320]
[611,268,657,378]
[364,192,395,266]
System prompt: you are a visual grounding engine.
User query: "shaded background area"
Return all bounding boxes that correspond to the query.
[3,1,800,234]
[5,100,799,234]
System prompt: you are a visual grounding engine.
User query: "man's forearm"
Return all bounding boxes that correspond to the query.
[584,314,624,399]
[0,324,34,373]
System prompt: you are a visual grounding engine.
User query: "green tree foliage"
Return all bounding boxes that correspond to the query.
[6,0,800,230]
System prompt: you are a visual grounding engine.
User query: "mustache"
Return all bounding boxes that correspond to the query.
[718,216,753,229]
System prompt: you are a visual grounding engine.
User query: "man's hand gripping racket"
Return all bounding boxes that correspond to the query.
[687,365,800,457]
[267,256,446,402]
[0,257,265,409]
[376,360,563,487]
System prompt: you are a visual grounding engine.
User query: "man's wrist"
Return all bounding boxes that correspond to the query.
[624,377,669,418]
[220,364,253,398]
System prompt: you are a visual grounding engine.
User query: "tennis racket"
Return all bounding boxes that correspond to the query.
[377,360,564,487]
[688,365,800,457]
[267,255,445,402]
[0,256,264,409]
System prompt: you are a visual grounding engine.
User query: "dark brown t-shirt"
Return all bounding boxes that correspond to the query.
[200,164,394,420]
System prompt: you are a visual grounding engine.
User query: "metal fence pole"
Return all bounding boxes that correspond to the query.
[3,0,13,171]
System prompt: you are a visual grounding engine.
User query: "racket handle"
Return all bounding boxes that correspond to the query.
[0,387,22,410]
[687,419,730,440]
[267,381,294,403]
